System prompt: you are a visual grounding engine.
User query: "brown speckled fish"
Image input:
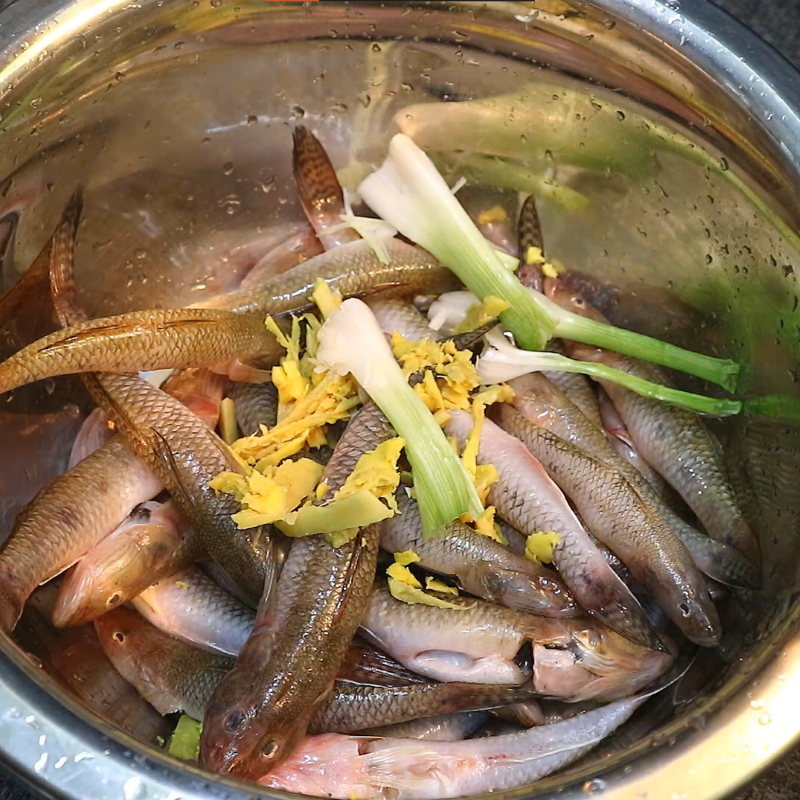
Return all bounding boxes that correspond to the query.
[292,125,360,251]
[546,279,760,567]
[494,404,721,648]
[200,402,391,779]
[48,191,274,608]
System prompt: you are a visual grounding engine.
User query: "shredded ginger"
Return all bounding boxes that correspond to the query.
[386,552,463,610]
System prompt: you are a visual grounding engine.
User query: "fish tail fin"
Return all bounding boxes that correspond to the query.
[516,194,544,292]
[292,125,346,221]
[49,187,89,328]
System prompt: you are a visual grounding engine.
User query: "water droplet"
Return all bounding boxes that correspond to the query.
[33,753,47,773]
[616,110,626,121]
[210,0,223,7]
[401,82,414,92]
[43,379,56,396]
[222,161,234,175]
[371,43,382,53]
[331,102,348,113]
[357,92,372,108]
[544,148,554,160]
[758,711,772,725]
[246,114,257,125]
[664,0,680,10]
[115,71,125,81]
[583,778,606,795]
[123,776,144,800]
[749,700,763,710]
[134,248,147,260]
[30,97,41,108]
[291,105,305,119]
[603,19,616,29]
[719,157,729,171]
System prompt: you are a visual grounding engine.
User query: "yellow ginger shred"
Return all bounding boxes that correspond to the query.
[312,277,343,320]
[477,206,508,225]
[453,295,510,335]
[273,439,405,545]
[425,576,458,595]
[386,551,463,609]
[210,458,324,530]
[387,562,421,588]
[388,578,463,609]
[525,531,561,564]
[331,438,405,512]
[394,550,421,567]
[525,246,545,265]
[232,374,360,467]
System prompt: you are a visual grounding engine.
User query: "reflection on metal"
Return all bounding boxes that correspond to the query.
[0,1,798,799]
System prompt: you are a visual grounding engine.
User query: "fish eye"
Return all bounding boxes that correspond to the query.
[260,739,279,760]
[679,602,691,617]
[107,592,122,607]
[112,631,126,643]
[223,710,247,733]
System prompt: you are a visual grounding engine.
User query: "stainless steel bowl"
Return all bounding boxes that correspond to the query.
[1,1,799,798]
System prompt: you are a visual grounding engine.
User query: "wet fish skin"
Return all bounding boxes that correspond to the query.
[494,404,721,647]
[444,411,663,652]
[0,308,283,398]
[52,499,200,628]
[200,404,391,779]
[83,371,273,608]
[368,298,437,342]
[546,279,760,566]
[0,437,162,633]
[47,194,273,608]
[309,682,537,735]
[95,605,233,721]
[509,375,761,590]
[361,581,557,686]
[225,380,278,436]
[260,696,649,799]
[200,523,380,778]
[197,237,460,316]
[292,125,360,251]
[363,712,488,741]
[381,491,577,617]
[595,386,670,497]
[132,566,256,657]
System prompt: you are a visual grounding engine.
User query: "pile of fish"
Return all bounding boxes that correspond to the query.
[0,126,761,799]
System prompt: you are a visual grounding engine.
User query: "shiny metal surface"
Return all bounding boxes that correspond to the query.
[0,1,799,799]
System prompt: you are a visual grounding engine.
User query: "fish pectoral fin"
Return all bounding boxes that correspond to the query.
[149,428,204,509]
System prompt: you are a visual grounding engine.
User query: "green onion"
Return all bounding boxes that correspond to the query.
[358,134,740,392]
[167,715,202,761]
[315,298,484,537]
[478,329,742,417]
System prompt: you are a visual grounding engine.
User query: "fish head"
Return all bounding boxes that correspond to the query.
[199,667,309,780]
[533,619,677,702]
[654,580,722,649]
[543,277,608,324]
